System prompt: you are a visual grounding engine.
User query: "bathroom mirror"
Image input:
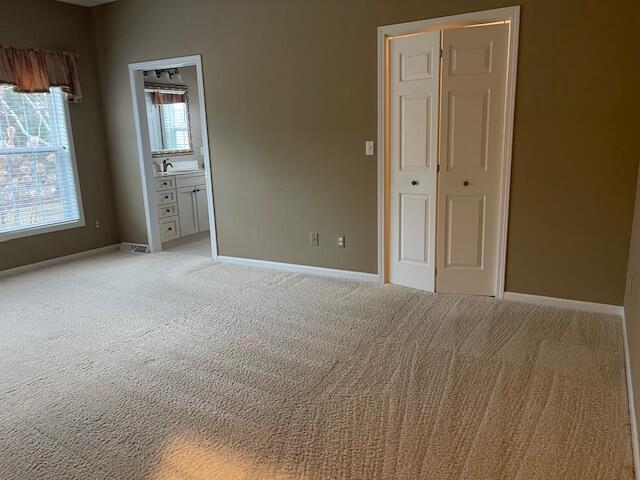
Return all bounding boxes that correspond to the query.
[144,83,193,157]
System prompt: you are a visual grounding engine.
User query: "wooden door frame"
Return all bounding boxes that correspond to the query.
[377,6,520,298]
[128,54,218,259]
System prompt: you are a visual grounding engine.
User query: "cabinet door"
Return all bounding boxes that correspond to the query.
[195,188,209,232]
[177,186,198,237]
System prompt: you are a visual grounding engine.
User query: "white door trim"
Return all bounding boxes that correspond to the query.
[128,55,219,260]
[377,6,520,298]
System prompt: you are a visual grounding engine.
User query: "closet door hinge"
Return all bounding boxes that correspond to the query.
[440,48,443,58]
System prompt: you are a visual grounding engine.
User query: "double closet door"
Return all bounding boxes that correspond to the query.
[388,23,509,296]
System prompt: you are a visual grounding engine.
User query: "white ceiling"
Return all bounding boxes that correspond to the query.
[56,0,118,7]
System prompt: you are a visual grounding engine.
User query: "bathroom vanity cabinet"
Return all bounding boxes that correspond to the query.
[154,170,209,242]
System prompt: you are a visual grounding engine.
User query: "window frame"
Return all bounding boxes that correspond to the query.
[158,101,190,152]
[0,89,85,243]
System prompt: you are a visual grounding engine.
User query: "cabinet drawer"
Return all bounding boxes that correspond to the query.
[155,177,175,191]
[175,173,206,189]
[157,190,176,204]
[159,216,180,242]
[158,202,178,219]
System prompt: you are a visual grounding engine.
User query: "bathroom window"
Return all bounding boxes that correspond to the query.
[145,85,193,156]
[0,85,84,241]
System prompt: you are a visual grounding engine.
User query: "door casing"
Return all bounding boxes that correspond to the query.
[128,55,219,259]
[377,7,520,298]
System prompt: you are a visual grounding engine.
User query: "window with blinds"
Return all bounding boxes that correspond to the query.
[160,102,189,151]
[144,89,191,154]
[0,85,83,241]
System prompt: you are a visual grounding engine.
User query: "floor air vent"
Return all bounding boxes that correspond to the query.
[120,243,150,254]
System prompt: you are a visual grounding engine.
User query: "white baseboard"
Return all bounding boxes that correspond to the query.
[218,255,379,283]
[503,292,624,316]
[624,311,640,480]
[0,244,120,279]
[621,310,640,480]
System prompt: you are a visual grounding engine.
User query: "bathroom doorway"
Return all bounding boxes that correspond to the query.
[128,55,218,259]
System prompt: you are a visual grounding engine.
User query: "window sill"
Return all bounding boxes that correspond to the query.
[0,218,86,243]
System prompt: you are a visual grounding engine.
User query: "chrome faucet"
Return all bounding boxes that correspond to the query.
[161,158,173,173]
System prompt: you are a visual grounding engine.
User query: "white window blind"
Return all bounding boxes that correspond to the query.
[145,90,190,153]
[0,85,83,240]
[160,102,189,151]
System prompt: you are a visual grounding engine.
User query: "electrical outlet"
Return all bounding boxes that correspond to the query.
[337,235,345,248]
[95,220,100,229]
[311,232,319,247]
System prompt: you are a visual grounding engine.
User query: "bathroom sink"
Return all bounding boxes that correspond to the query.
[155,169,202,177]
[155,159,202,176]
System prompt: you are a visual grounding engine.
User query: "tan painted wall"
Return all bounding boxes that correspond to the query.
[91,0,640,304]
[625,167,640,444]
[0,0,118,271]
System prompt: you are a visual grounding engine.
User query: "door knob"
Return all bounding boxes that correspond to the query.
[463,180,470,186]
[411,180,418,186]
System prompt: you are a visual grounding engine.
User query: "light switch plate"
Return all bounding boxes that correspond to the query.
[365,141,375,156]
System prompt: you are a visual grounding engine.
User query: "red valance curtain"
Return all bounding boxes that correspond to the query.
[0,46,82,103]
[152,91,185,105]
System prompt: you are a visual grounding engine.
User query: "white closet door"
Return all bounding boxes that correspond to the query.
[389,31,441,291]
[436,23,509,296]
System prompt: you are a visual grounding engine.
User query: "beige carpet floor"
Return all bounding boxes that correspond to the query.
[163,234,212,258]
[0,251,634,479]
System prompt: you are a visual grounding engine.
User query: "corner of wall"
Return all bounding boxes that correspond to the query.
[623,159,640,479]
